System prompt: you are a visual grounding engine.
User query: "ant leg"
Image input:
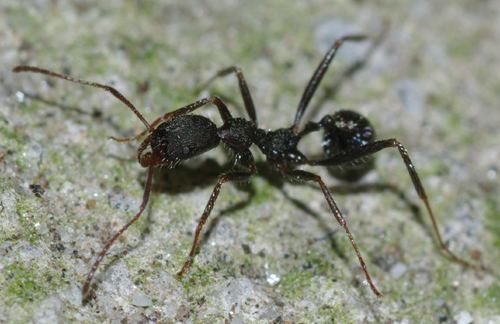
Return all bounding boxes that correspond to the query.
[109,96,233,143]
[177,164,257,277]
[293,35,366,131]
[81,153,156,298]
[12,66,152,131]
[194,66,257,124]
[284,169,382,297]
[306,139,480,270]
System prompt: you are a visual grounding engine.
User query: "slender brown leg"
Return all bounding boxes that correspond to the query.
[392,140,481,270]
[285,169,382,297]
[177,167,257,277]
[306,138,480,270]
[194,66,257,124]
[82,154,156,298]
[109,96,233,143]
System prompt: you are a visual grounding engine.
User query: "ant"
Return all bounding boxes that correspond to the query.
[13,35,479,298]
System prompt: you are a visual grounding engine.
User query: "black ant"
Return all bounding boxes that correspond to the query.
[13,35,479,298]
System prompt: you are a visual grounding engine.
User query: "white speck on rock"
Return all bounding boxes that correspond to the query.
[132,291,152,307]
[390,262,408,279]
[454,310,473,324]
[266,271,281,287]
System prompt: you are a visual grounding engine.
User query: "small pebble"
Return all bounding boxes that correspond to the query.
[396,79,424,114]
[0,241,13,256]
[260,306,279,320]
[132,291,152,307]
[97,295,118,309]
[175,305,190,320]
[164,301,179,319]
[314,19,368,63]
[74,260,88,275]
[433,298,445,308]
[64,284,82,306]
[454,310,473,324]
[390,262,408,279]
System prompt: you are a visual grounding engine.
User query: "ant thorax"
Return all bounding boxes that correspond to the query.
[251,127,304,165]
[217,117,256,152]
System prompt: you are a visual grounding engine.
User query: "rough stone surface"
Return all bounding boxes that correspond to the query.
[1,0,499,323]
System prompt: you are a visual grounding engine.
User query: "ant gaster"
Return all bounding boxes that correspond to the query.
[13,35,479,298]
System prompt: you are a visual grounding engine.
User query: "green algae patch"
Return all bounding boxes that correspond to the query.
[3,263,65,305]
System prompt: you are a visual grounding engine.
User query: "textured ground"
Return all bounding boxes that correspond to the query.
[1,1,499,323]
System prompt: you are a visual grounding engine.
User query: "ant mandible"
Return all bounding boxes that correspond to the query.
[13,35,479,298]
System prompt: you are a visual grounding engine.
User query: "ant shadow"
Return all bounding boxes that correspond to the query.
[149,158,258,250]
[20,93,124,132]
[82,156,427,306]
[144,155,427,277]
[151,158,227,194]
[256,158,427,253]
